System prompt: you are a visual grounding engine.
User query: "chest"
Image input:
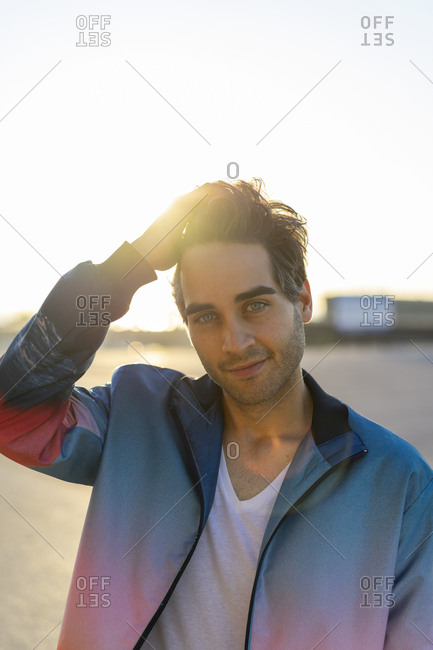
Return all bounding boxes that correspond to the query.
[223,442,299,500]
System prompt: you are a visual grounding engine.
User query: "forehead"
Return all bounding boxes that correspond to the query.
[180,241,279,304]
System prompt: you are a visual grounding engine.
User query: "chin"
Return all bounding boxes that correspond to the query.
[222,382,281,407]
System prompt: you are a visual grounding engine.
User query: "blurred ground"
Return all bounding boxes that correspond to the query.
[0,340,432,649]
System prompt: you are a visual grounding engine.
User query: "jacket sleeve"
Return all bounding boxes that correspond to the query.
[384,476,433,648]
[0,242,157,485]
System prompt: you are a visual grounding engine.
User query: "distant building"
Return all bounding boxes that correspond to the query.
[323,296,433,340]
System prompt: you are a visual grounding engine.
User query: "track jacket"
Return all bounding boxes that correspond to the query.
[0,242,432,649]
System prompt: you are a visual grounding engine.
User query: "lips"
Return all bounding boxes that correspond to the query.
[225,358,268,378]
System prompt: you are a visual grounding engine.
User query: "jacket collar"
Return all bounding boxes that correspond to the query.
[170,369,367,530]
[171,368,363,445]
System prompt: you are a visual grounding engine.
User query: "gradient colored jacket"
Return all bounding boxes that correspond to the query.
[1,243,432,649]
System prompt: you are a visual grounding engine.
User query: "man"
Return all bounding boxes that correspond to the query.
[0,179,432,649]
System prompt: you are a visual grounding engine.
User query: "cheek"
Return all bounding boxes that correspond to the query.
[253,315,281,340]
[188,329,218,359]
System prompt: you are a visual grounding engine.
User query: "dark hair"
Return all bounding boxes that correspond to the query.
[172,178,308,323]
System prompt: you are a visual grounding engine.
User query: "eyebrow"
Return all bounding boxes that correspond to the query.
[185,285,277,318]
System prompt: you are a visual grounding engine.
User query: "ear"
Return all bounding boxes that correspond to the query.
[298,280,313,323]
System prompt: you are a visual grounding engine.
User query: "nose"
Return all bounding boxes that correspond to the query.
[221,317,255,354]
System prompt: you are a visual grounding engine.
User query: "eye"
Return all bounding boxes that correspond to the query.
[246,301,267,312]
[195,312,217,323]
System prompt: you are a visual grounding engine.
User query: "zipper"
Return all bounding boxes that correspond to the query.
[243,448,368,650]
[132,405,206,650]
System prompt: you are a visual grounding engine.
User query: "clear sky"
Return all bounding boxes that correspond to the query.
[0,0,432,330]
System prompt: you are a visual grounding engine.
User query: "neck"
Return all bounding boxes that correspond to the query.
[222,367,313,446]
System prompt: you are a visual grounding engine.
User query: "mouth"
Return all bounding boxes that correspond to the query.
[226,358,268,379]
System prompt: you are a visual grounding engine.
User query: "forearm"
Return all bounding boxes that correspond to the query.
[39,241,157,350]
[0,241,156,467]
[1,242,155,399]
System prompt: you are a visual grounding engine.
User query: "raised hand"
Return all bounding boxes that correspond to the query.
[131,186,210,271]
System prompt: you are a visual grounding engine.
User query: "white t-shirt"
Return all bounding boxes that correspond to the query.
[147,451,291,650]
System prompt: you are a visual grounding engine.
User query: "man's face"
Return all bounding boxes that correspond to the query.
[180,241,312,407]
